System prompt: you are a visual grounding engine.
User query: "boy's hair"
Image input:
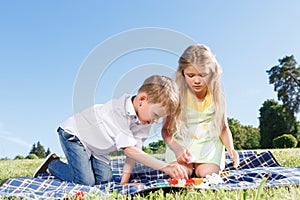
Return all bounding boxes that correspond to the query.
[138,75,180,117]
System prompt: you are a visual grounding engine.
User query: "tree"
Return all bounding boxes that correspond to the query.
[266,55,300,116]
[45,148,51,156]
[228,118,260,150]
[36,142,46,158]
[29,141,50,158]
[259,99,296,148]
[242,125,260,149]
[29,144,37,156]
[148,140,166,154]
[228,118,246,150]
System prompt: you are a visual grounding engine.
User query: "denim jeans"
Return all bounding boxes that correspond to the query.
[48,127,112,186]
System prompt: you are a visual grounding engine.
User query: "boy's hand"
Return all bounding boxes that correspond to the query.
[120,172,131,185]
[161,163,188,179]
[120,182,145,186]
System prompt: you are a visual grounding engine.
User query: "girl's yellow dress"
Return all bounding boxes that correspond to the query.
[165,89,225,169]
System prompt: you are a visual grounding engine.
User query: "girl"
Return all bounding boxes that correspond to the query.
[162,44,239,178]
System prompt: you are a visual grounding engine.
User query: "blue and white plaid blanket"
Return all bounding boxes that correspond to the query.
[1,150,300,199]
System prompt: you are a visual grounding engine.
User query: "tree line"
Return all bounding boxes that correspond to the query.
[13,141,51,160]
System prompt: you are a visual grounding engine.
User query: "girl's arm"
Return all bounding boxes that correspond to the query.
[161,116,191,163]
[161,116,177,146]
[220,118,240,168]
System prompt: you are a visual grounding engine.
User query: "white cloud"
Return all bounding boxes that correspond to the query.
[0,123,31,148]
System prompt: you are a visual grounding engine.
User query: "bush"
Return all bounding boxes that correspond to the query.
[26,153,39,159]
[14,155,24,160]
[142,147,153,154]
[272,134,298,148]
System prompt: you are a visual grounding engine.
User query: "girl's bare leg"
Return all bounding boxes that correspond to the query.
[194,163,220,178]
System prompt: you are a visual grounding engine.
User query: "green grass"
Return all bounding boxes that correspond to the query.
[264,148,300,166]
[0,159,39,183]
[0,148,300,199]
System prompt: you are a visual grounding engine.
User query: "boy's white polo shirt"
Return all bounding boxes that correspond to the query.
[60,94,151,164]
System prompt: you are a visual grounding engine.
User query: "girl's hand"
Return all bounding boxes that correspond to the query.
[175,149,193,164]
[228,149,240,168]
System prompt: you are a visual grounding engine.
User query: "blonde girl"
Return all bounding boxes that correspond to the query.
[162,44,239,178]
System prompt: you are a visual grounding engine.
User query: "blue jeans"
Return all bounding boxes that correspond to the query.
[48,127,112,186]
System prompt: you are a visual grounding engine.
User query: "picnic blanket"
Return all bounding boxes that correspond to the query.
[1,150,300,199]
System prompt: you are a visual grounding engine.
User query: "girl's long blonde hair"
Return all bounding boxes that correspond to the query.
[176,44,226,136]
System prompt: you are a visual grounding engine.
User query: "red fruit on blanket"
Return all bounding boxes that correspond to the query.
[74,191,85,199]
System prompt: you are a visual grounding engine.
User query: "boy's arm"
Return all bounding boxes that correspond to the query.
[122,146,167,170]
[120,156,135,185]
[122,146,188,179]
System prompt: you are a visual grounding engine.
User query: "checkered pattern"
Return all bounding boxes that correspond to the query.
[1,150,300,199]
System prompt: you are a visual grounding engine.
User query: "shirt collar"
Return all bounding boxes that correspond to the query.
[125,95,141,124]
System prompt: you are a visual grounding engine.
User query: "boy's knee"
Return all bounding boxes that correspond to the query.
[75,175,96,186]
[100,170,112,182]
[78,178,96,186]
[93,168,112,185]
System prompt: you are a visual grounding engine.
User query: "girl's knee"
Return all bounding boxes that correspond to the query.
[195,163,220,178]
[186,166,193,177]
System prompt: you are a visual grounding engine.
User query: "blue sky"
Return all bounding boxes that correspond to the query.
[1,1,300,159]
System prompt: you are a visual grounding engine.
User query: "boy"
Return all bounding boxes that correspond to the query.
[34,75,188,186]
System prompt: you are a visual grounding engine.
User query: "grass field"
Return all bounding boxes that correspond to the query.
[0,148,300,199]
